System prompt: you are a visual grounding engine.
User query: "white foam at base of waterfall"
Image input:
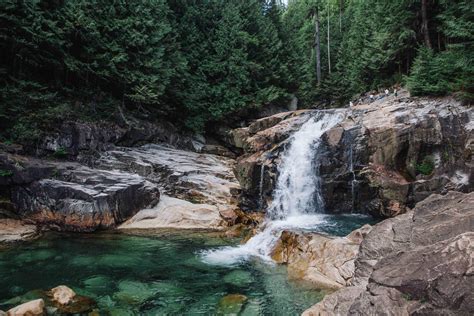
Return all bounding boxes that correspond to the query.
[201,111,344,266]
[201,214,329,266]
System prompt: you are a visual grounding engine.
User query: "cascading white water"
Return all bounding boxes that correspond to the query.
[349,146,358,212]
[201,111,344,265]
[258,164,265,210]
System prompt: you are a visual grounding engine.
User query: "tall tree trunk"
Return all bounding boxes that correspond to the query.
[421,0,432,48]
[327,0,331,74]
[314,11,321,85]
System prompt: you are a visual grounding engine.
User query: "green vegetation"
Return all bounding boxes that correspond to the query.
[53,147,68,158]
[1,0,472,143]
[416,156,435,176]
[283,0,473,104]
[0,169,13,177]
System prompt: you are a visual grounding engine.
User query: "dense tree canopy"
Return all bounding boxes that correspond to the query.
[0,0,472,143]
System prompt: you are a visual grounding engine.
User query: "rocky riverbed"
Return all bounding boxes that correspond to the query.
[0,94,473,315]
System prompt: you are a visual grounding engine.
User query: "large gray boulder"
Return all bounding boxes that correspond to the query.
[2,154,160,232]
[303,191,474,315]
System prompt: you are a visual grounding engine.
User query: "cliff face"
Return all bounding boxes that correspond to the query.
[302,191,474,316]
[232,95,473,217]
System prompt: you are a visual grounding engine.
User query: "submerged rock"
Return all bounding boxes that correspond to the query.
[223,270,253,288]
[303,191,474,315]
[83,276,113,295]
[113,280,159,305]
[217,294,248,315]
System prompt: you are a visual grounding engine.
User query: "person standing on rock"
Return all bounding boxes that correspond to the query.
[349,101,354,107]
[394,88,398,97]
[369,94,374,103]
[385,89,389,96]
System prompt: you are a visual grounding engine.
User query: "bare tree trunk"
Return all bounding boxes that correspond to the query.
[421,0,432,48]
[314,11,321,85]
[327,0,331,74]
[437,31,441,50]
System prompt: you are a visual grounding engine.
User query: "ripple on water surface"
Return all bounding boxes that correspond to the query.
[0,231,328,315]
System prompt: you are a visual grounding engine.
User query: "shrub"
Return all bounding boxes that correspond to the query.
[0,169,13,177]
[416,156,435,176]
[53,147,68,158]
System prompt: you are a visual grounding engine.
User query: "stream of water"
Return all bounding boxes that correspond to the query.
[202,111,357,265]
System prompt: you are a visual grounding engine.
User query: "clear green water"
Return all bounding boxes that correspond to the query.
[0,231,326,315]
[0,214,374,315]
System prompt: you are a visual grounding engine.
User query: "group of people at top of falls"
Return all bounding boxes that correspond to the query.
[349,87,398,108]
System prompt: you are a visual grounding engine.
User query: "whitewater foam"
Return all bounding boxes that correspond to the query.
[201,111,344,266]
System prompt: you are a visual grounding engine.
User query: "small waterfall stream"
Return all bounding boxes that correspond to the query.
[258,164,265,210]
[202,111,344,265]
[349,146,358,212]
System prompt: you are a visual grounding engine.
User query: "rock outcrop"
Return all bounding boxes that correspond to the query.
[37,118,196,159]
[97,144,241,230]
[303,191,474,315]
[1,153,159,232]
[0,219,38,244]
[233,95,473,217]
[120,195,224,230]
[271,225,372,290]
[1,138,241,232]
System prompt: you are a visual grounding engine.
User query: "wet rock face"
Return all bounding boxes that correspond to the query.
[304,191,474,315]
[233,96,473,216]
[3,154,159,232]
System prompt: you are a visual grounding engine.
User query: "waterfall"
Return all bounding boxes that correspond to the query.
[201,111,344,265]
[258,164,265,210]
[349,146,358,212]
[267,111,341,219]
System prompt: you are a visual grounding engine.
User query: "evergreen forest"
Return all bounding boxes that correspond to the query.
[1,0,472,142]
